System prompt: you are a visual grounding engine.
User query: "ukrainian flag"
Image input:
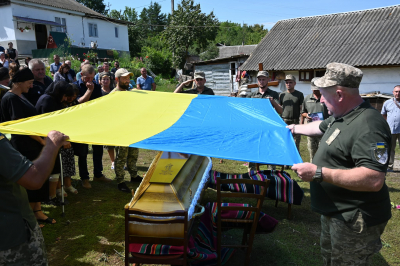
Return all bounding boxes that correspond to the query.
[377,143,386,149]
[0,91,302,165]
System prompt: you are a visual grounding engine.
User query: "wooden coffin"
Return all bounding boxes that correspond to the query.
[125,151,212,238]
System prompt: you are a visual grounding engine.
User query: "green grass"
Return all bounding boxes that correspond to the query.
[41,137,400,265]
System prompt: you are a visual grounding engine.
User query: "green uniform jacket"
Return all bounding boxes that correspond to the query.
[279,90,304,120]
[242,88,280,104]
[0,133,35,251]
[312,101,392,226]
[302,93,329,120]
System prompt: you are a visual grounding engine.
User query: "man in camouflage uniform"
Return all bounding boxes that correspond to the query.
[301,77,329,162]
[289,63,391,265]
[279,74,304,151]
[0,130,68,266]
[112,68,140,192]
[242,70,283,171]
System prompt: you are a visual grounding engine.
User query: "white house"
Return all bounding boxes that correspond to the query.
[0,0,130,55]
[240,5,400,95]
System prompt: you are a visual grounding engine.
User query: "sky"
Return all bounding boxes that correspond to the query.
[107,0,400,29]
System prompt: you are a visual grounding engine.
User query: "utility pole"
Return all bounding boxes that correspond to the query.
[171,0,174,14]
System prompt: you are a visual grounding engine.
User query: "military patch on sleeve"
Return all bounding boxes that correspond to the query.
[373,142,388,164]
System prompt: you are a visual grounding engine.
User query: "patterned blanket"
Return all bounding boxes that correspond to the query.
[129,202,278,265]
[209,170,304,205]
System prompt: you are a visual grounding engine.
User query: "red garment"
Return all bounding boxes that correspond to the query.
[46,34,57,49]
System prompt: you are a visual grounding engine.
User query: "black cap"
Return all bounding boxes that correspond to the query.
[11,67,34,83]
[0,67,9,81]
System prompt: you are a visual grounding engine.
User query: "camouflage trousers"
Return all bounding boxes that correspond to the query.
[114,146,139,183]
[0,223,48,266]
[283,119,301,151]
[320,213,387,266]
[307,136,322,163]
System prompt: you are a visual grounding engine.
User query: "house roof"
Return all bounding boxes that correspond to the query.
[218,45,257,59]
[240,5,400,71]
[194,54,250,65]
[6,0,132,25]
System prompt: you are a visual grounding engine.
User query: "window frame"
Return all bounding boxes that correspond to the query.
[88,23,98,38]
[53,16,67,33]
[115,27,119,38]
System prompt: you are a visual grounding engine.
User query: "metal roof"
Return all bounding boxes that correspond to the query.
[6,0,132,25]
[218,45,257,59]
[241,5,400,71]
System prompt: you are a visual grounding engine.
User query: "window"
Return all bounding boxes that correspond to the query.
[315,70,325,77]
[115,27,118,38]
[89,23,98,37]
[53,17,67,32]
[298,70,314,81]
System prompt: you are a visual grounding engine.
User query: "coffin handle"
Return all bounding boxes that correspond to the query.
[192,204,205,218]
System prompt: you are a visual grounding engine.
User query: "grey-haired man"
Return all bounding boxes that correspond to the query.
[288,62,391,265]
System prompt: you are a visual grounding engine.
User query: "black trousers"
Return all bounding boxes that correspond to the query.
[72,143,103,180]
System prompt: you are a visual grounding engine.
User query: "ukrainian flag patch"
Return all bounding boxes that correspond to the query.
[374,142,388,164]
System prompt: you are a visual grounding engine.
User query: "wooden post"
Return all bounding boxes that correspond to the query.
[258,63,263,71]
[171,0,174,14]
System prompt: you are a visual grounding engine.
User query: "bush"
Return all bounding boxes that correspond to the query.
[140,46,172,77]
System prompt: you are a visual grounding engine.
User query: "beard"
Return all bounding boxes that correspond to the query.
[119,83,130,90]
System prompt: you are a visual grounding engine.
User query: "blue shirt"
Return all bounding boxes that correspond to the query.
[381,98,400,134]
[94,73,100,84]
[50,62,62,74]
[74,78,103,102]
[137,75,154,91]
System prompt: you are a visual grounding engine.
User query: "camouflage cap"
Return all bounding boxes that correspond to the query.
[194,71,205,79]
[257,70,269,78]
[284,74,296,82]
[314,62,363,89]
[311,77,320,91]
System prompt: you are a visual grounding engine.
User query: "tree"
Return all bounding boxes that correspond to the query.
[138,2,167,37]
[200,43,219,61]
[76,0,108,15]
[215,21,268,46]
[163,0,219,68]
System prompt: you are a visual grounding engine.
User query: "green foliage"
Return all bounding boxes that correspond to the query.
[112,50,119,60]
[200,43,219,61]
[163,0,219,68]
[76,0,108,15]
[215,21,268,46]
[138,2,167,38]
[140,46,172,77]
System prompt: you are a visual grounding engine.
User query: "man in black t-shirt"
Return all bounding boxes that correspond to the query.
[289,63,391,265]
[25,59,53,106]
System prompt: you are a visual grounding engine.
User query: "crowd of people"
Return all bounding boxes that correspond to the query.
[0,55,396,266]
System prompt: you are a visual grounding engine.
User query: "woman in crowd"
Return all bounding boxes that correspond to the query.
[99,72,115,168]
[54,63,73,83]
[36,81,78,199]
[8,62,19,78]
[5,42,19,67]
[0,52,9,68]
[0,68,54,225]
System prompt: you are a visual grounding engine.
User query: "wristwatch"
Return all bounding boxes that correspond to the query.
[313,166,323,183]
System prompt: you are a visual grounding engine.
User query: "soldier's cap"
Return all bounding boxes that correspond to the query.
[0,67,10,82]
[311,77,320,91]
[194,71,205,79]
[284,74,296,82]
[115,68,133,78]
[314,62,363,89]
[256,70,269,78]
